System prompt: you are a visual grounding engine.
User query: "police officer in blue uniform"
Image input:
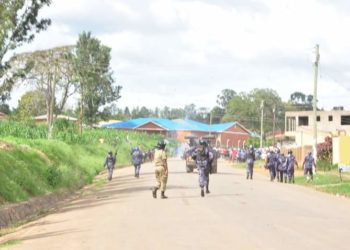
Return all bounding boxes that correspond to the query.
[192,139,213,197]
[265,149,276,181]
[303,152,316,181]
[286,150,298,183]
[246,145,255,180]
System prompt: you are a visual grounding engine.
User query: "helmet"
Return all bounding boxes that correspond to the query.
[108,151,113,155]
[288,149,292,154]
[157,140,166,149]
[199,139,207,146]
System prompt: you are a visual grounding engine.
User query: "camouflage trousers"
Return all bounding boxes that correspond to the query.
[155,166,167,192]
[198,166,209,188]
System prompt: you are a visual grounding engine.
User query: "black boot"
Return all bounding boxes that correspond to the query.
[201,189,205,197]
[206,185,210,194]
[152,187,158,199]
[161,191,168,199]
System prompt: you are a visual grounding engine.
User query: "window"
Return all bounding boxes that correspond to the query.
[328,115,333,122]
[341,116,350,125]
[298,116,309,126]
[317,116,320,122]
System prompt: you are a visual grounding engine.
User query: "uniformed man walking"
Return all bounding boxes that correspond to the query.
[131,146,143,178]
[302,152,316,181]
[152,140,168,199]
[246,145,255,180]
[103,151,116,181]
[286,150,298,183]
[192,139,213,197]
[265,148,276,181]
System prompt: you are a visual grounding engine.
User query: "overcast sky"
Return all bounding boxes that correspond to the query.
[11,0,350,110]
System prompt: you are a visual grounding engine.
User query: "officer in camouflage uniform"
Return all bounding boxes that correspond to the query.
[152,140,168,199]
[103,151,116,181]
[192,139,213,197]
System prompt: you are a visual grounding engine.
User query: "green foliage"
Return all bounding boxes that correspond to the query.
[223,88,285,133]
[0,239,22,249]
[0,0,51,101]
[73,31,122,127]
[0,120,172,204]
[295,173,350,197]
[17,90,46,120]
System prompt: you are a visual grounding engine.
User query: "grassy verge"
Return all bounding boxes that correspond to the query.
[0,131,177,205]
[0,240,22,249]
[230,159,350,197]
[295,171,350,197]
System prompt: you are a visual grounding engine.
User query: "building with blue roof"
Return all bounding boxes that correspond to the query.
[102,118,252,148]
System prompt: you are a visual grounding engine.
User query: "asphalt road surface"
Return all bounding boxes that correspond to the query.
[2,158,350,250]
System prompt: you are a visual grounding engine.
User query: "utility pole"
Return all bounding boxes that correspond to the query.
[313,44,320,160]
[260,100,264,148]
[272,105,276,146]
[209,111,212,136]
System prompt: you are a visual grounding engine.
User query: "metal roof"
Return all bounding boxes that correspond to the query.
[102,118,249,134]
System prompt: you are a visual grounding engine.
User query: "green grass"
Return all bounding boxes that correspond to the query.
[0,240,22,249]
[0,121,178,205]
[295,171,350,197]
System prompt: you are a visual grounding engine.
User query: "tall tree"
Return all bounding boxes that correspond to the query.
[73,32,121,131]
[16,46,76,139]
[210,106,225,123]
[0,0,51,103]
[216,89,236,110]
[223,88,284,134]
[183,104,197,120]
[18,90,46,120]
[287,91,313,111]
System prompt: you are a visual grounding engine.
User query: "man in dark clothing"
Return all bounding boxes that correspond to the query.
[246,145,255,180]
[286,150,298,183]
[131,146,143,178]
[303,152,316,181]
[192,139,213,197]
[265,149,276,181]
[104,151,116,181]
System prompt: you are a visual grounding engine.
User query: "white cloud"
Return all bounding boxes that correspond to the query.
[8,0,350,111]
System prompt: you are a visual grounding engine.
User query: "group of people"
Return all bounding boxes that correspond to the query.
[262,148,317,183]
[103,141,317,201]
[103,138,215,199]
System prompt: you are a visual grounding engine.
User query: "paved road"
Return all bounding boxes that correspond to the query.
[2,159,350,250]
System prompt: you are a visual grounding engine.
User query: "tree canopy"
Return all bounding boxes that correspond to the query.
[73,32,121,129]
[0,0,51,103]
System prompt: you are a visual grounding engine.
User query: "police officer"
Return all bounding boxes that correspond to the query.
[286,150,298,183]
[246,145,255,180]
[103,151,116,181]
[275,148,281,182]
[302,152,316,181]
[277,152,287,183]
[192,139,213,197]
[265,148,276,181]
[152,140,168,199]
[131,146,143,178]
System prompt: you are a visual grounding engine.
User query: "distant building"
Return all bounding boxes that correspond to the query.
[285,110,350,146]
[102,118,252,148]
[34,115,78,124]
